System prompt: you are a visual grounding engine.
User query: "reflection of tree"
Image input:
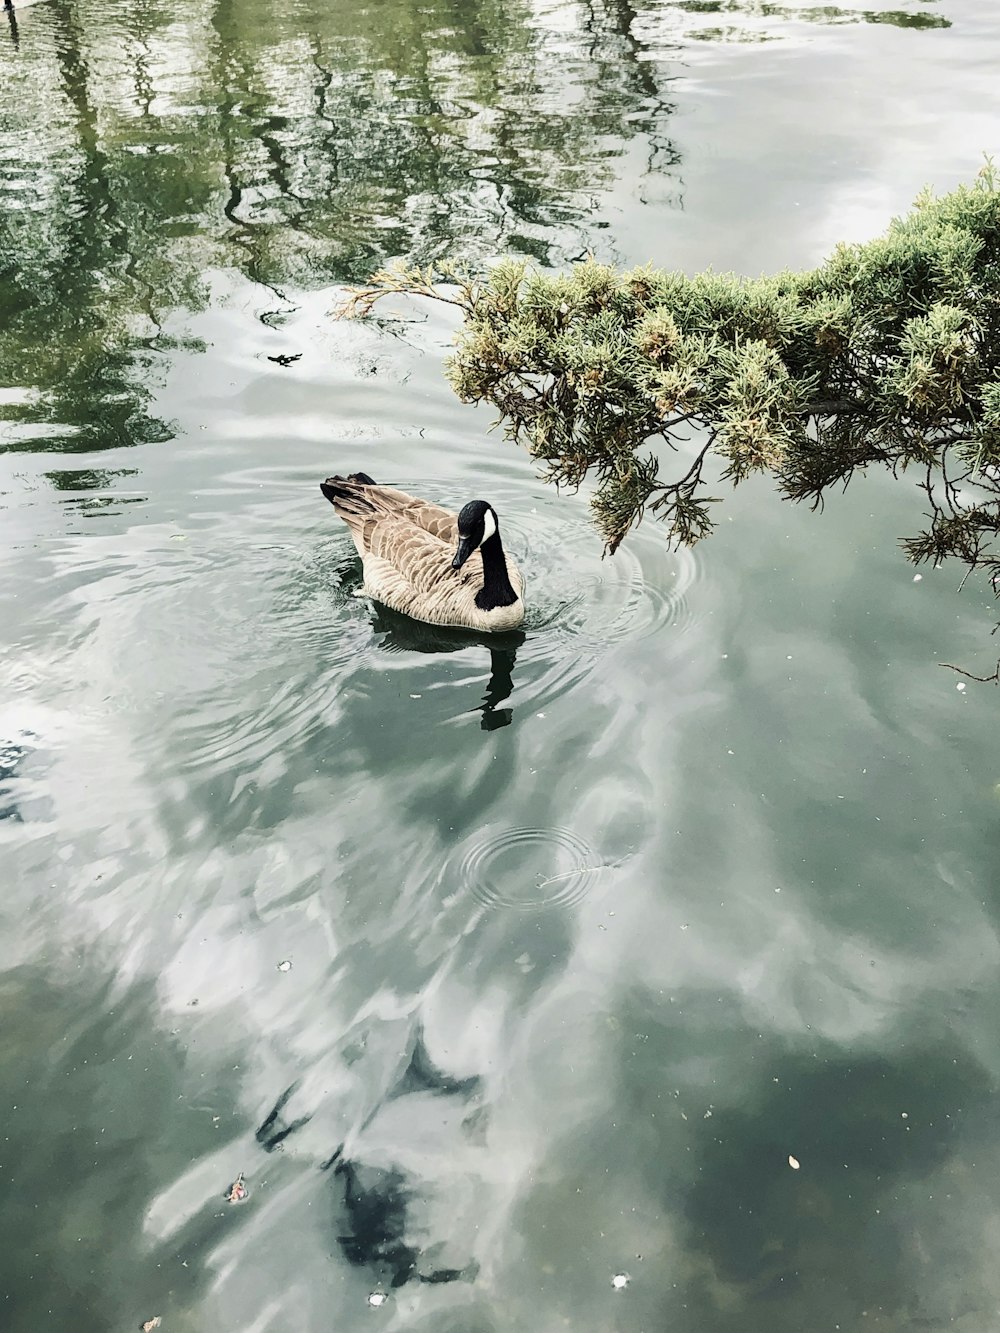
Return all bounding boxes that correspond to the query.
[0,0,686,457]
[201,0,682,278]
[0,0,193,453]
[43,467,139,490]
[0,0,950,463]
[665,0,950,40]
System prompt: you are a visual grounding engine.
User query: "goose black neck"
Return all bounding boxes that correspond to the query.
[475,531,518,611]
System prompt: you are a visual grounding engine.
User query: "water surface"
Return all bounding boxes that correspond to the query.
[4,1,1000,1330]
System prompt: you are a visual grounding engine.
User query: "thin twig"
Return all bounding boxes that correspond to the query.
[938,660,1000,683]
[649,436,715,510]
[535,863,616,888]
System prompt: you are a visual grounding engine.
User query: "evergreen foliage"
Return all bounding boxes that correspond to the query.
[341,165,1000,643]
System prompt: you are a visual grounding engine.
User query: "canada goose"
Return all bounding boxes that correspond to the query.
[320,472,525,632]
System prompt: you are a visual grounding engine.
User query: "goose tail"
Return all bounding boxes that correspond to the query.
[320,472,379,518]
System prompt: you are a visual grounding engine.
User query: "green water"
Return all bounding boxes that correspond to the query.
[3,1,1000,1329]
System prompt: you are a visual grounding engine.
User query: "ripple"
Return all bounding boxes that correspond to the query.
[170,540,375,775]
[508,507,701,651]
[454,825,613,911]
[497,493,705,715]
[52,508,379,779]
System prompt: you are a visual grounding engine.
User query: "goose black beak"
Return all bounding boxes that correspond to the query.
[452,535,475,570]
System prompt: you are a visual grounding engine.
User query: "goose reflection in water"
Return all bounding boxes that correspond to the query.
[368,603,524,731]
[4,0,18,50]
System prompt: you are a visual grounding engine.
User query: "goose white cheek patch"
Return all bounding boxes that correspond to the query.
[480,510,497,545]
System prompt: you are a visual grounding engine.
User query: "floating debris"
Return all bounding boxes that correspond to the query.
[267,353,302,366]
[276,959,292,972]
[367,1291,387,1308]
[225,1172,249,1204]
[788,1155,801,1170]
[141,1319,162,1332]
[957,682,967,691]
[611,1273,630,1290]
[913,574,922,582]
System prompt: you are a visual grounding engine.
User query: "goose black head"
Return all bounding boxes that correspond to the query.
[452,500,498,570]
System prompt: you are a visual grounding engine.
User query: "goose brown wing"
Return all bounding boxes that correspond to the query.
[409,502,459,544]
[368,519,479,595]
[354,483,459,545]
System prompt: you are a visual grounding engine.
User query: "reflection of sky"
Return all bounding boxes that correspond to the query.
[621,0,996,273]
[4,271,1000,1329]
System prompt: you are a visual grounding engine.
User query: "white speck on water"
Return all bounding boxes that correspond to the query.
[680,923,688,931]
[276,960,292,972]
[409,693,421,698]
[913,574,922,582]
[727,749,734,755]
[611,1273,629,1290]
[536,712,546,718]
[901,1112,909,1119]
[957,683,966,691]
[788,1155,801,1170]
[786,655,792,660]
[367,1292,387,1308]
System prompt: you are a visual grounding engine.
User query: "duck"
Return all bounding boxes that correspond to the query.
[320,472,525,632]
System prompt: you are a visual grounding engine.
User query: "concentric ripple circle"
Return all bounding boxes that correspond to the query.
[455,825,611,911]
[508,511,701,651]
